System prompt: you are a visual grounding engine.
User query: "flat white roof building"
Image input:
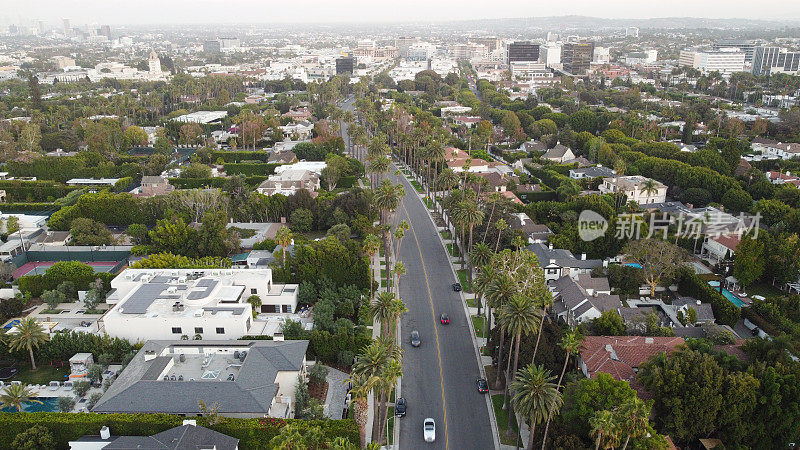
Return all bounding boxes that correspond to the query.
[102,269,298,342]
[171,111,228,124]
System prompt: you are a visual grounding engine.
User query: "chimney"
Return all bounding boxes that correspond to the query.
[549,259,556,265]
[100,426,111,440]
[273,332,284,342]
[581,253,587,260]
[696,300,701,305]
[548,243,554,250]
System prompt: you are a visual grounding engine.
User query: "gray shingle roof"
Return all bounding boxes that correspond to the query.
[93,340,308,416]
[527,243,602,270]
[98,424,239,450]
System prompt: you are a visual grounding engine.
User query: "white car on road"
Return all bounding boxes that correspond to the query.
[423,418,436,442]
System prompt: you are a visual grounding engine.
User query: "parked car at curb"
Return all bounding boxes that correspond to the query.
[395,397,406,417]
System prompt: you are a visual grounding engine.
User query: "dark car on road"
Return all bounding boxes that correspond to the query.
[395,397,406,417]
[410,330,421,347]
[476,378,489,393]
[440,313,450,325]
[452,283,462,292]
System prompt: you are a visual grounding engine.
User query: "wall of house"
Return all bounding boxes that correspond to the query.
[103,312,251,341]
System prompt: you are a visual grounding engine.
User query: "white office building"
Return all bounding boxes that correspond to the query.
[541,43,561,68]
[679,49,745,75]
[102,269,299,342]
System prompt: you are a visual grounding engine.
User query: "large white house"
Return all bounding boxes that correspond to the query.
[102,268,298,341]
[598,176,667,204]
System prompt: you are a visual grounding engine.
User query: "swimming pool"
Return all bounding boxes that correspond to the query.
[0,397,59,412]
[708,281,746,308]
[624,263,643,269]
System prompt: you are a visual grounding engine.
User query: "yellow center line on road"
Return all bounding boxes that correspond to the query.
[398,187,449,450]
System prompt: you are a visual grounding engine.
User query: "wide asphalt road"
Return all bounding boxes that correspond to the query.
[338,96,494,449]
[394,174,495,450]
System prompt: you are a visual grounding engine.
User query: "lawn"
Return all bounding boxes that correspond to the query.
[12,362,69,386]
[466,295,480,308]
[446,243,462,258]
[457,269,472,292]
[472,315,487,339]
[746,283,786,301]
[410,180,424,193]
[423,198,434,209]
[387,406,394,445]
[492,394,521,446]
[440,230,452,240]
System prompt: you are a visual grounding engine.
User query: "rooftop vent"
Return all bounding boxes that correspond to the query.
[100,426,110,440]
[227,373,235,381]
[645,337,654,344]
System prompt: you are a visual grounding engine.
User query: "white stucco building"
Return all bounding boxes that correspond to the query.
[598,176,667,204]
[102,269,298,341]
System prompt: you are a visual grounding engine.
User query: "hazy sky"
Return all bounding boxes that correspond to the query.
[6,0,800,25]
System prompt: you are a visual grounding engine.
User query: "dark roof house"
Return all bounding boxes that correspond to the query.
[69,422,239,450]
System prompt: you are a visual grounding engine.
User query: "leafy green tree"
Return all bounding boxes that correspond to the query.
[592,310,625,335]
[122,125,148,149]
[6,317,49,370]
[180,163,212,178]
[83,288,103,311]
[733,234,765,287]
[590,410,620,450]
[69,218,113,246]
[561,372,638,438]
[290,208,313,232]
[126,223,148,245]
[56,281,77,301]
[41,289,66,310]
[721,189,753,213]
[57,396,76,412]
[623,239,686,297]
[10,424,55,450]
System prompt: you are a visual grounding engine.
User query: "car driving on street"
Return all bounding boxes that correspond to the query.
[423,418,436,442]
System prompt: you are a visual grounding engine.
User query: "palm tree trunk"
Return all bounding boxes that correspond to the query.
[494,328,506,389]
[541,350,570,450]
[495,227,503,252]
[503,334,516,410]
[355,399,368,448]
[482,199,497,243]
[621,435,631,450]
[594,432,602,450]
[28,346,36,371]
[468,224,475,287]
[372,391,381,442]
[378,391,388,444]
[531,307,547,363]
[527,420,537,450]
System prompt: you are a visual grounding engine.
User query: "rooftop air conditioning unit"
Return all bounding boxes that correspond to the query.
[100,426,111,440]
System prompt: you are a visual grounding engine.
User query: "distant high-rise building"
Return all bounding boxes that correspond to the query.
[562,41,594,75]
[541,43,561,68]
[713,40,756,62]
[99,25,111,39]
[62,18,71,37]
[219,37,241,50]
[472,36,503,53]
[546,32,559,42]
[335,56,356,75]
[407,42,435,61]
[593,46,610,64]
[395,37,419,59]
[753,46,800,76]
[506,41,540,65]
[148,50,162,74]
[680,49,745,75]
[203,40,221,53]
[625,27,639,38]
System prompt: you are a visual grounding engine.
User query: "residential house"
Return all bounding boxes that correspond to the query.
[139,176,174,197]
[550,275,622,325]
[598,176,667,204]
[256,170,321,197]
[541,144,575,163]
[92,339,308,418]
[509,212,552,243]
[69,422,239,450]
[569,166,616,180]
[280,120,314,140]
[578,335,684,383]
[452,116,482,128]
[268,150,297,164]
[752,138,800,160]
[282,108,312,122]
[526,242,603,282]
[671,297,715,324]
[226,222,283,249]
[766,170,800,187]
[444,147,491,173]
[701,234,740,263]
[101,268,299,341]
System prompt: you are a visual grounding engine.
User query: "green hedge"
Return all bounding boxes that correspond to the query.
[0,413,359,449]
[212,150,270,163]
[516,190,556,203]
[16,261,116,298]
[677,267,740,327]
[0,180,80,202]
[168,176,268,189]
[0,202,59,212]
[222,163,281,177]
[6,157,140,183]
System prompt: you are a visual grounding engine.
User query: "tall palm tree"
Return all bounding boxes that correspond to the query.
[370,292,397,340]
[0,383,41,412]
[344,373,378,447]
[499,294,541,431]
[494,218,508,252]
[540,329,583,450]
[352,338,400,442]
[473,264,495,317]
[589,410,620,450]
[275,226,293,273]
[6,317,49,370]
[362,234,381,300]
[512,365,562,450]
[616,397,651,450]
[373,179,405,291]
[482,192,502,243]
[377,358,403,444]
[452,200,484,279]
[530,290,554,365]
[641,178,659,199]
[484,273,516,389]
[437,168,459,227]
[469,242,493,290]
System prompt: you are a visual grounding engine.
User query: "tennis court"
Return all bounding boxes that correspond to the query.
[13,261,122,279]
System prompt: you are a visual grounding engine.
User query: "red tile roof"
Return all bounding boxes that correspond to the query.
[580,336,684,382]
[711,234,741,251]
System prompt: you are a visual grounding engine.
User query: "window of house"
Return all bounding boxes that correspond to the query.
[282,305,291,313]
[216,327,225,334]
[251,288,258,295]
[194,327,203,334]
[172,327,182,334]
